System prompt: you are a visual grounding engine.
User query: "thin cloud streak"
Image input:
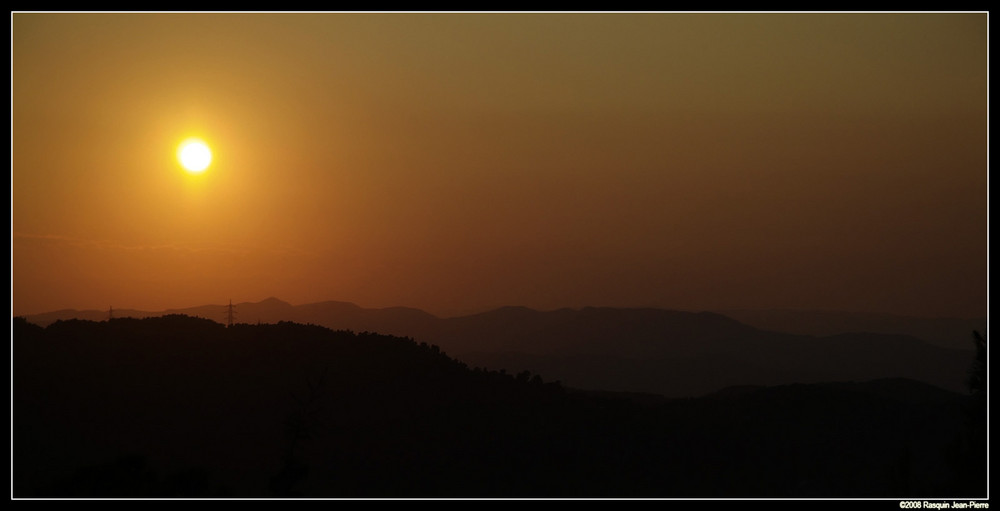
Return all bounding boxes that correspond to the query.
[12,232,319,258]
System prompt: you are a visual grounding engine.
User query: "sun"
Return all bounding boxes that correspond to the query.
[177,139,212,173]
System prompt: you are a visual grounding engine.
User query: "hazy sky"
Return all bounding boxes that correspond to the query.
[12,13,988,318]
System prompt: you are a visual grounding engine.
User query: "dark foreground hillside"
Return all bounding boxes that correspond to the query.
[12,316,986,497]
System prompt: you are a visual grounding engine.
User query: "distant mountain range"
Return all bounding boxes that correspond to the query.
[20,298,982,398]
[719,309,985,351]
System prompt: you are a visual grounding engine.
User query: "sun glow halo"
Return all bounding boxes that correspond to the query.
[178,139,212,173]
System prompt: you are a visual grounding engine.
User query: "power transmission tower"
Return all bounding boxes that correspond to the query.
[108,305,113,321]
[226,299,237,328]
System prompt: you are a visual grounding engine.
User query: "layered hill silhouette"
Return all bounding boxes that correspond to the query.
[12,316,985,497]
[719,309,985,351]
[23,299,979,398]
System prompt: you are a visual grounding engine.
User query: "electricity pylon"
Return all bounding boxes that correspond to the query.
[226,299,237,328]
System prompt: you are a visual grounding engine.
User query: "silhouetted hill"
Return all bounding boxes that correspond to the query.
[719,309,985,351]
[12,316,985,497]
[434,307,972,397]
[24,307,154,325]
[821,378,971,406]
[21,300,978,398]
[441,306,758,356]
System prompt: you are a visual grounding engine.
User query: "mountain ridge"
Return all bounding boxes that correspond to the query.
[18,298,978,399]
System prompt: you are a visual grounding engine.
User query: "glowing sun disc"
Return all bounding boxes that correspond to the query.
[178,140,212,172]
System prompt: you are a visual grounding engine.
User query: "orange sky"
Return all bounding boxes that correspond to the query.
[12,13,988,318]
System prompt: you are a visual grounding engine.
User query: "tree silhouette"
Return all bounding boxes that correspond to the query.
[953,330,987,496]
[968,330,986,407]
[271,370,327,497]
